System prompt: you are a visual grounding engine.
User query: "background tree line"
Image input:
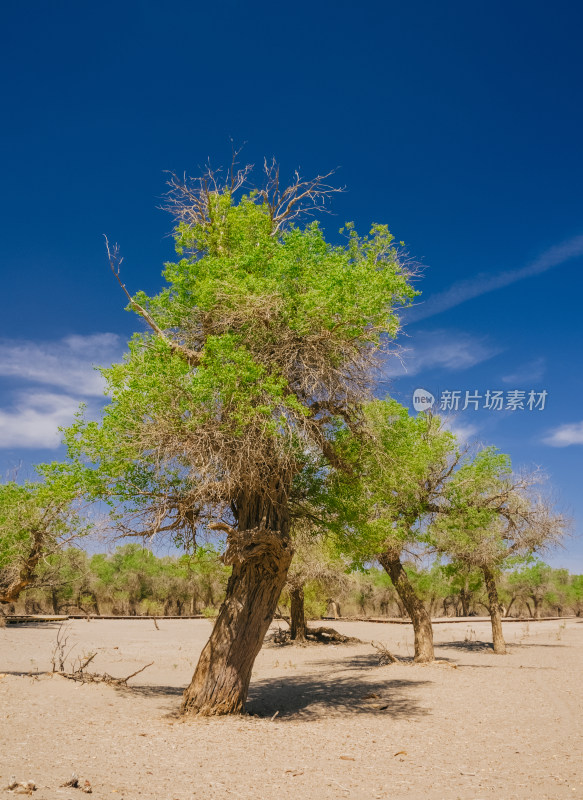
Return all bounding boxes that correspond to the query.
[4,543,581,623]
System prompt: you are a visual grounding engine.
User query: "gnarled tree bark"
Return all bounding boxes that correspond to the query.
[379,551,434,662]
[180,494,293,716]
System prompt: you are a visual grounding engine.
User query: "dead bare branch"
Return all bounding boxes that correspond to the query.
[57,660,154,687]
[104,235,201,367]
[258,158,344,233]
[371,640,400,664]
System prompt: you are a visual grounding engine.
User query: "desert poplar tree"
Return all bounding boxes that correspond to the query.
[49,160,416,715]
[0,476,89,606]
[432,449,568,654]
[322,399,461,662]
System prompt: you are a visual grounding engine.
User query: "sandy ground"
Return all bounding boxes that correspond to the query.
[1,617,582,800]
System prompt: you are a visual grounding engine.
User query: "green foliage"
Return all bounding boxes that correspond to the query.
[16,542,582,620]
[19,543,230,616]
[0,475,89,602]
[45,181,416,542]
[320,398,459,564]
[430,447,562,573]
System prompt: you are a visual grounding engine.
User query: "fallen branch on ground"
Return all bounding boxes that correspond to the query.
[269,626,361,645]
[307,626,361,643]
[60,773,92,793]
[4,778,36,794]
[371,641,400,664]
[57,660,154,686]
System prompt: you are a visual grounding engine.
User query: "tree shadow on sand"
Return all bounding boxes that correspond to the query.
[123,683,184,698]
[2,621,65,630]
[436,640,495,652]
[437,640,567,653]
[304,652,416,670]
[111,648,433,720]
[246,674,431,719]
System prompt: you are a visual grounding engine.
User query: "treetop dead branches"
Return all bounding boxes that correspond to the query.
[163,155,343,238]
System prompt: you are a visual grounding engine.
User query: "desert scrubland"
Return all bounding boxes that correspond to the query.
[1,617,582,800]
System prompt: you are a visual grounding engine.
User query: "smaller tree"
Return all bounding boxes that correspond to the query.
[0,475,88,607]
[323,399,460,662]
[569,574,583,617]
[432,449,568,654]
[36,548,97,615]
[507,562,565,619]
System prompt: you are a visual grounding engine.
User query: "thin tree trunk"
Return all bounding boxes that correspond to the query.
[505,597,516,618]
[181,494,293,716]
[289,586,306,642]
[88,591,100,615]
[483,567,506,654]
[379,552,434,662]
[460,586,470,617]
[327,599,340,619]
[533,597,542,619]
[395,598,407,618]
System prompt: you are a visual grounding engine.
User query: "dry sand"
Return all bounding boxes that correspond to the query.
[1,617,582,799]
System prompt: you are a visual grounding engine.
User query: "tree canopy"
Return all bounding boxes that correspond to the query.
[0,475,89,604]
[51,168,417,544]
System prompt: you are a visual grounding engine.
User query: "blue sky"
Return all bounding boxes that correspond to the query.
[1,1,582,568]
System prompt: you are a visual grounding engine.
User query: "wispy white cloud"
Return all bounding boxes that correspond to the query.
[0,333,123,449]
[543,421,583,447]
[406,235,583,324]
[0,392,81,449]
[384,329,500,378]
[502,357,546,385]
[443,419,480,445]
[0,333,122,396]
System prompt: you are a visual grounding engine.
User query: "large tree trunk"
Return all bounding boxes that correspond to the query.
[483,567,506,654]
[181,494,293,716]
[289,586,307,643]
[379,552,434,663]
